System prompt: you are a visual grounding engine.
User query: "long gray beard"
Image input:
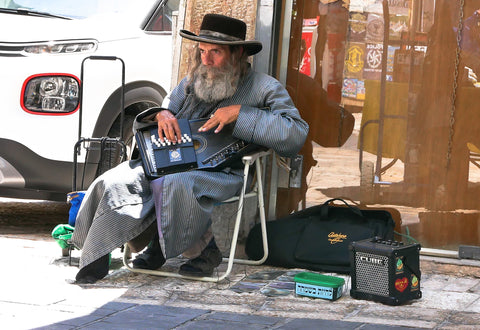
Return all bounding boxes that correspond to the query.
[192,63,240,103]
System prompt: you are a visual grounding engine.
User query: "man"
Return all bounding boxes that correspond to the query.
[71,13,309,283]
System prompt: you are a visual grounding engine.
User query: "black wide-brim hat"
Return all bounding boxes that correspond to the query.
[179,13,263,56]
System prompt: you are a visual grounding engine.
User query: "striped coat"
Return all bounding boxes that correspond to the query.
[72,68,309,270]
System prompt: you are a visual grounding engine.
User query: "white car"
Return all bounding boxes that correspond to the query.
[0,0,178,200]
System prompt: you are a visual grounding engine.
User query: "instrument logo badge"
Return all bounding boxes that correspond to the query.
[359,255,385,266]
[328,232,347,244]
[169,148,182,162]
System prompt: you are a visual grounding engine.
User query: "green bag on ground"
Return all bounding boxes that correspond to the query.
[52,224,75,249]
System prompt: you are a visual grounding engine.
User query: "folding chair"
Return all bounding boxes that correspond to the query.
[122,149,272,282]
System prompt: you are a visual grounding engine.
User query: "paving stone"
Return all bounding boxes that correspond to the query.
[81,304,208,330]
[33,324,76,330]
[59,287,129,309]
[176,310,287,329]
[420,274,452,291]
[53,313,111,328]
[438,311,480,328]
[361,324,429,330]
[469,281,480,294]
[279,318,362,329]
[416,289,479,311]
[348,304,445,329]
[93,301,139,313]
[206,311,281,325]
[440,277,479,292]
[7,308,88,329]
[463,297,480,313]
[176,318,270,330]
[2,236,480,329]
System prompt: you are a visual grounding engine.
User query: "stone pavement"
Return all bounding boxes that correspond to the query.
[1,235,480,330]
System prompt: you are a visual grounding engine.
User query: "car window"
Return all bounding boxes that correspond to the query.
[144,0,180,32]
[1,0,161,20]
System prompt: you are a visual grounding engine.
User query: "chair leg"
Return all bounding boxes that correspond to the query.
[230,155,269,265]
[122,152,270,282]
[122,162,251,283]
[122,192,245,282]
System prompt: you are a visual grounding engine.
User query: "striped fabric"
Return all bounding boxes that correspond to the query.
[72,67,309,271]
[71,159,156,269]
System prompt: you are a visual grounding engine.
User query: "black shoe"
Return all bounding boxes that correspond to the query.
[178,239,222,277]
[132,235,165,270]
[75,275,100,284]
[75,254,109,284]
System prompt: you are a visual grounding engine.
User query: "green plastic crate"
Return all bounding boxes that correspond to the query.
[294,272,345,301]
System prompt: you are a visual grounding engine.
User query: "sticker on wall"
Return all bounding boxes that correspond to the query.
[356,79,365,100]
[389,14,409,40]
[363,43,383,80]
[344,42,365,78]
[341,78,365,100]
[366,13,384,42]
[342,78,358,98]
[348,12,367,42]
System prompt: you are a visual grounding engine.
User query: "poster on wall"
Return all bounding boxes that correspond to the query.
[344,42,365,78]
[348,0,411,15]
[342,41,365,101]
[389,14,409,40]
[342,78,365,100]
[341,0,412,104]
[348,12,367,42]
[366,13,384,41]
[299,18,318,77]
[348,0,381,13]
[363,42,383,79]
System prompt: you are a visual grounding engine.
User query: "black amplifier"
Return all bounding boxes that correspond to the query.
[349,237,422,305]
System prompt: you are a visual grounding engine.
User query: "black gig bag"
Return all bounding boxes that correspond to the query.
[245,198,396,273]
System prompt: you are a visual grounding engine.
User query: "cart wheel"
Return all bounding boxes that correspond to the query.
[360,160,374,201]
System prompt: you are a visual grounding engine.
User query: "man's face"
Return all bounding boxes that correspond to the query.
[198,42,231,69]
[192,42,242,103]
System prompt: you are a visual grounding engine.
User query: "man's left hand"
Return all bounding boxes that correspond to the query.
[198,105,241,133]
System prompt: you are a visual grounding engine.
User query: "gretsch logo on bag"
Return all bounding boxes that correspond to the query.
[328,232,347,244]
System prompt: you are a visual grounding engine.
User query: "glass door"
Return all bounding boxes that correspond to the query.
[283,0,480,251]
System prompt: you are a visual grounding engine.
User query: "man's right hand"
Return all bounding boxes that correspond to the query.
[155,110,182,144]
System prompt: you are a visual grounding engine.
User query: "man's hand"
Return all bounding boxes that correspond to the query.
[155,110,181,143]
[199,105,241,133]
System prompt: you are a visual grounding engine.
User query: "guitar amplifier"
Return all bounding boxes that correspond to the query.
[349,237,422,306]
[135,118,263,179]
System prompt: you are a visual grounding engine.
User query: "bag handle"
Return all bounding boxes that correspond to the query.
[320,198,363,219]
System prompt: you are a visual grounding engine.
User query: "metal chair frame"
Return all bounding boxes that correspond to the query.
[122,149,271,282]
